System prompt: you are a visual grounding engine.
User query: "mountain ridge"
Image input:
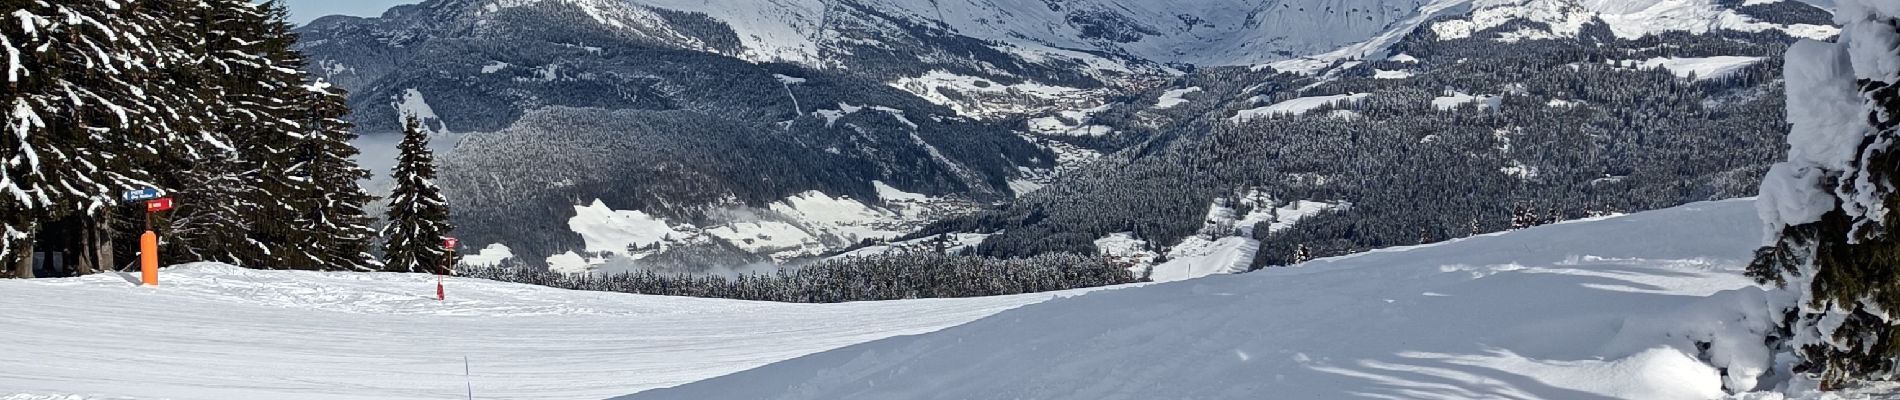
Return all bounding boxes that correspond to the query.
[294,0,1832,273]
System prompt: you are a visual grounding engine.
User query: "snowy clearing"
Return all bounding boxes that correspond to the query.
[1614,56,1766,80]
[1430,0,1838,42]
[0,264,1113,400]
[1231,94,1370,122]
[1154,87,1204,109]
[830,233,993,259]
[559,184,962,270]
[888,71,1097,119]
[1148,236,1258,283]
[624,199,1820,400]
[1374,69,1415,79]
[1434,91,1503,111]
[1028,104,1117,137]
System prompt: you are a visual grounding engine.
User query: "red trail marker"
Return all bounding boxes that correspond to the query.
[438,237,458,301]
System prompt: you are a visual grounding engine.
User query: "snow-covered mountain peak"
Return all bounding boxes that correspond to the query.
[399,0,1444,70]
[515,0,829,63]
[1269,0,1834,74]
[852,0,1429,66]
[1438,0,1838,41]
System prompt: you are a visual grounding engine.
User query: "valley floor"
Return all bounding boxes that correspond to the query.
[7,199,1900,399]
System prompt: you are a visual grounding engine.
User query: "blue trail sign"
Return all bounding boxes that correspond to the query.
[122,188,165,203]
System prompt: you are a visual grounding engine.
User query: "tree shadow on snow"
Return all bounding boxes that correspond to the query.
[1311,350,1625,400]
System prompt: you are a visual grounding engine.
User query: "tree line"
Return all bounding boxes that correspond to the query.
[3,0,453,278]
[463,251,1142,303]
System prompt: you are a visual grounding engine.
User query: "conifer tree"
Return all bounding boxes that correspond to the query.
[382,116,456,274]
[153,0,251,266]
[162,0,381,271]
[296,81,380,271]
[1,0,379,276]
[221,0,327,268]
[1750,1,1900,387]
[2,0,201,277]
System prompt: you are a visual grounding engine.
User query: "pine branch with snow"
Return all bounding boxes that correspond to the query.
[1751,0,1900,388]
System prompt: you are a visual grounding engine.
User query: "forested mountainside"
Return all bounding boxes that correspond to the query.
[288,0,1450,271]
[294,0,1835,275]
[294,0,1102,270]
[297,0,1438,96]
[909,0,1836,274]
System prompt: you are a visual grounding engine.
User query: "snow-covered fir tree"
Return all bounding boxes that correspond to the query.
[222,0,332,268]
[158,0,380,271]
[294,81,381,271]
[3,0,380,277]
[382,116,456,274]
[163,0,283,266]
[2,0,207,277]
[1750,0,1900,388]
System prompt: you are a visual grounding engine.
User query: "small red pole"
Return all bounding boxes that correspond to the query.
[438,237,457,302]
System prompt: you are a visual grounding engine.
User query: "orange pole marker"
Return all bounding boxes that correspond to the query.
[140,231,158,286]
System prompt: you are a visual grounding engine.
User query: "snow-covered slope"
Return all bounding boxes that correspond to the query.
[622,199,1815,399]
[0,265,1111,400]
[1431,0,1836,42]
[9,200,1882,399]
[468,0,1426,69]
[1268,0,1837,73]
[309,0,1435,88]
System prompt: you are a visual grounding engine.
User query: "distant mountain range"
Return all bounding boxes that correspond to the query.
[295,0,1835,275]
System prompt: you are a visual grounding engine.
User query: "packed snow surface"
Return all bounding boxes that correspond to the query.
[0,264,1108,400]
[625,199,1792,400]
[1147,236,1258,283]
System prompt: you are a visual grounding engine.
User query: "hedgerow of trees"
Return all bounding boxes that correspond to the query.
[465,251,1140,303]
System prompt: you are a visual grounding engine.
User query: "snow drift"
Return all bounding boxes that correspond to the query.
[622,199,1789,400]
[0,200,1855,399]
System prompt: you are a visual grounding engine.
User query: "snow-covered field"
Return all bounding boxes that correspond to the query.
[0,265,1111,400]
[1614,56,1767,80]
[12,199,1900,400]
[621,199,1854,400]
[1231,94,1371,122]
[547,182,973,273]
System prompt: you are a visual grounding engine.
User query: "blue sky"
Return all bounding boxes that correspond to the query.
[282,0,419,24]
